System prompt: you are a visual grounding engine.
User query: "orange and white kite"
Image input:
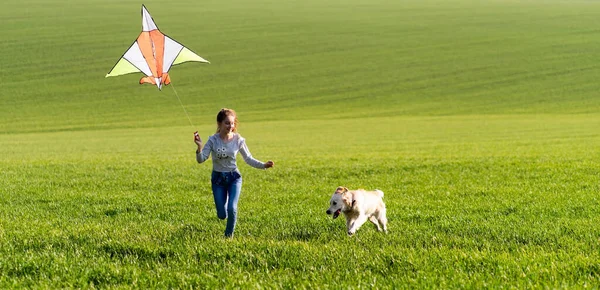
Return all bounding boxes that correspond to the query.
[106,5,209,90]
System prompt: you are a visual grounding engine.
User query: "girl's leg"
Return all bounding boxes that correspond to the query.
[224,176,242,237]
[211,172,227,220]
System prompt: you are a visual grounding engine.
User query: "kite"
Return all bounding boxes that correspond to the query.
[106,5,209,90]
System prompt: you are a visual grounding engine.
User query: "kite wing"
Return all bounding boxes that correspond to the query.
[105,5,209,90]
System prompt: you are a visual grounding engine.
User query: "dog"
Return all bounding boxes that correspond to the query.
[326,186,388,235]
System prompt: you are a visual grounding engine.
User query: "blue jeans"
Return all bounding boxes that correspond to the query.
[211,170,242,237]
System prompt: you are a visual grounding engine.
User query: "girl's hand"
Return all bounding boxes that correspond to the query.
[194,132,202,146]
[265,161,274,169]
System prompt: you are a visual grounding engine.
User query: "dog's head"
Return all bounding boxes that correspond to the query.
[326,186,352,219]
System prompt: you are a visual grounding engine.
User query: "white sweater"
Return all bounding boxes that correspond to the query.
[196,133,265,172]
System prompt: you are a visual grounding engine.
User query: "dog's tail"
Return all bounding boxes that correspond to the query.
[375,189,384,198]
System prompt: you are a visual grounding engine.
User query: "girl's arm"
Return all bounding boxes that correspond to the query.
[239,139,273,169]
[196,136,213,164]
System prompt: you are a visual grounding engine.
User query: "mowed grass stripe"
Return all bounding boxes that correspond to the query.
[0,115,598,162]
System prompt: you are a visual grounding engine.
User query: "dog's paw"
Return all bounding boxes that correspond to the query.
[347,230,355,236]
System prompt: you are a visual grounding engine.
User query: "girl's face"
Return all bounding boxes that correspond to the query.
[218,115,236,134]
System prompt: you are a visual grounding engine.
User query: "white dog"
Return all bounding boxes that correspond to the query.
[326,186,388,235]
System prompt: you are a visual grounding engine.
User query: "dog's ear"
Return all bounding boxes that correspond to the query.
[335,186,348,194]
[341,191,353,207]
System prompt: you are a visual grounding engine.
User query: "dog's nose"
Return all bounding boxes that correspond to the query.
[326,210,331,215]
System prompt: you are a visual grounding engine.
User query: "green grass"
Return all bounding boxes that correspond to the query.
[1,0,600,288]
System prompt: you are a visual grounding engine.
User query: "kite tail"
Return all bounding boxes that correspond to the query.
[162,74,171,85]
[140,76,156,85]
[139,74,170,86]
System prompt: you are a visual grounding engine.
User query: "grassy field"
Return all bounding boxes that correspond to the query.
[1,0,600,288]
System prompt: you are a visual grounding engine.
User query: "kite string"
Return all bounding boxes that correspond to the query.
[170,83,195,128]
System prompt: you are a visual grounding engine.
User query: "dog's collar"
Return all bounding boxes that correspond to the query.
[342,200,356,213]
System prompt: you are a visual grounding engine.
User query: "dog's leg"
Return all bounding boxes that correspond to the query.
[369,216,382,231]
[348,214,368,235]
[378,209,388,233]
[345,216,352,233]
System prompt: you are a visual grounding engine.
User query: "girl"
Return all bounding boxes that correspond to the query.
[194,108,274,238]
